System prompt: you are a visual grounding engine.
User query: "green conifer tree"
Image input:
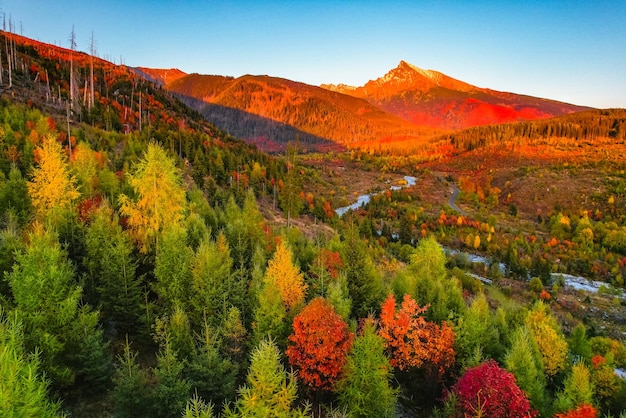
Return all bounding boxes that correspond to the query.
[8,225,109,391]
[224,338,308,418]
[190,232,237,327]
[154,224,193,311]
[151,338,192,418]
[0,166,31,225]
[83,203,143,336]
[341,226,383,318]
[0,311,63,418]
[253,280,289,349]
[400,236,465,323]
[505,326,548,415]
[554,362,594,413]
[111,337,151,418]
[336,318,397,417]
[183,394,214,418]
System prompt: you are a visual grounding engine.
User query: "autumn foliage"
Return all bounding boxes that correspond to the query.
[378,294,455,373]
[526,303,568,377]
[264,240,307,312]
[28,135,80,220]
[554,404,598,418]
[450,360,536,418]
[286,298,353,390]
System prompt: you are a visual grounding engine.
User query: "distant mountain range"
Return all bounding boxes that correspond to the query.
[1,31,615,156]
[156,61,589,150]
[321,61,588,130]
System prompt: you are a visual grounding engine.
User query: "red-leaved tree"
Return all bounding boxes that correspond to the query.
[450,360,536,418]
[554,404,598,418]
[286,297,354,390]
[378,293,455,374]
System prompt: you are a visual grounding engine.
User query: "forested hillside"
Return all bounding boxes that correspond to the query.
[166,72,436,152]
[0,29,625,418]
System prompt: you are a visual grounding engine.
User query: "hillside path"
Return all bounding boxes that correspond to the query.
[448,183,468,215]
[434,172,468,216]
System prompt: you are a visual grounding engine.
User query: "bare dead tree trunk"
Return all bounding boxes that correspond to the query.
[0,32,3,85]
[130,77,135,114]
[139,91,142,131]
[69,25,76,111]
[83,78,88,105]
[4,16,12,88]
[89,31,95,109]
[66,102,72,157]
[10,18,17,72]
[45,70,50,101]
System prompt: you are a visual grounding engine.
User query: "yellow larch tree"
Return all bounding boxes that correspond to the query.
[28,134,80,222]
[263,240,307,312]
[119,143,186,253]
[526,302,568,377]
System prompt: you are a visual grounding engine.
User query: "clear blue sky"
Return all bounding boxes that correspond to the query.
[4,0,626,108]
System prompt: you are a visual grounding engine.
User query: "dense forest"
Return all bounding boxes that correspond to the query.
[0,29,625,418]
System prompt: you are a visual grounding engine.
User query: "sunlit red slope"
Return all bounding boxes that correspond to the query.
[135,67,187,86]
[322,61,590,130]
[165,73,438,148]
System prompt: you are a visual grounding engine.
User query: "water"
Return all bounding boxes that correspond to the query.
[551,273,626,298]
[335,176,417,217]
[444,247,506,274]
[444,247,625,298]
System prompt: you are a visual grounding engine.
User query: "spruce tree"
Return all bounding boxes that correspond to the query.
[111,337,151,418]
[190,232,237,327]
[341,226,383,318]
[150,338,191,418]
[83,203,143,336]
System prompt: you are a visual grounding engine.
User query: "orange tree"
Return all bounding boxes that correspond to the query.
[554,404,598,418]
[378,293,455,375]
[286,297,353,391]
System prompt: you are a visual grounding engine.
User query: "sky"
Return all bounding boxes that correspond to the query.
[3,1,626,108]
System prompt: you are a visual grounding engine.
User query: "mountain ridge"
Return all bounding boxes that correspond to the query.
[163,60,590,149]
[321,60,590,130]
[165,72,438,151]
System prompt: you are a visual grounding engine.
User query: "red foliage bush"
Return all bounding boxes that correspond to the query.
[450,360,536,418]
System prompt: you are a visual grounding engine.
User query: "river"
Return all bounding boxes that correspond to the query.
[446,247,626,299]
[335,176,417,217]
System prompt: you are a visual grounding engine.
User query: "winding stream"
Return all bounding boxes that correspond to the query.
[335,175,417,217]
[446,248,626,298]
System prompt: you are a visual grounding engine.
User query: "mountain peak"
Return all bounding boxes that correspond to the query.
[388,60,438,84]
[397,60,428,75]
